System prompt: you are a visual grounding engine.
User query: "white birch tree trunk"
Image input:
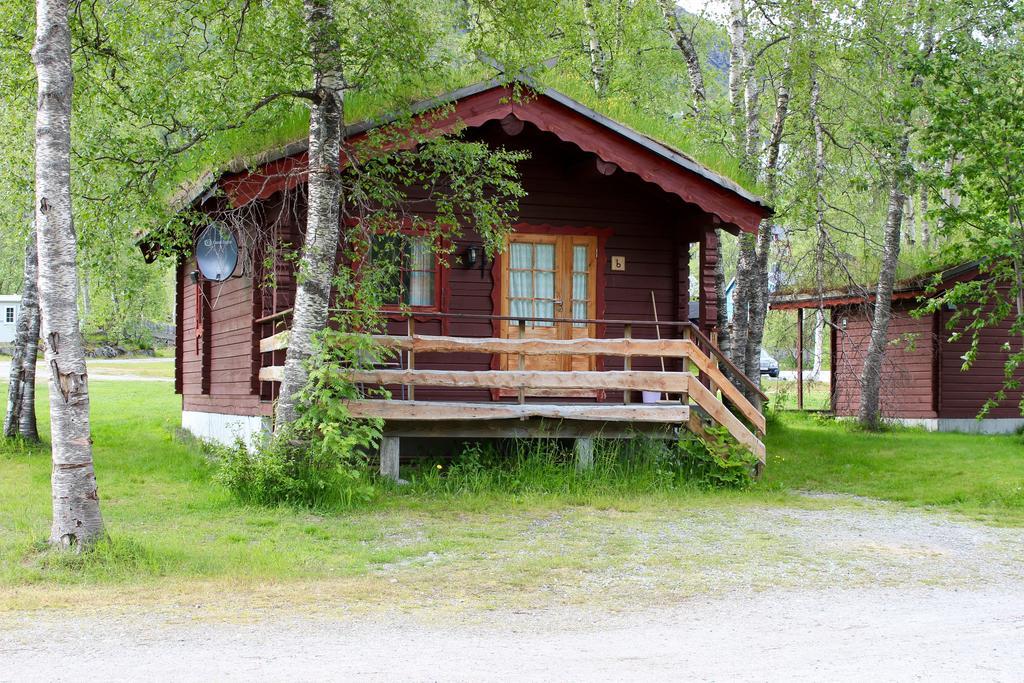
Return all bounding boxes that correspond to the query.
[717,0,749,363]
[858,135,910,428]
[5,225,40,441]
[919,183,930,249]
[810,307,824,381]
[274,0,346,430]
[19,296,40,440]
[582,0,607,98]
[714,247,730,355]
[904,195,917,245]
[657,0,706,113]
[743,43,793,388]
[32,0,104,548]
[732,233,753,367]
[727,0,748,150]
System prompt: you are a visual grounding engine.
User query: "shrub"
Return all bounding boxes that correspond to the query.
[675,428,758,489]
[214,428,377,510]
[215,332,384,510]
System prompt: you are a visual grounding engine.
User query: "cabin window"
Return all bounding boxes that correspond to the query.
[373,234,438,308]
[4,307,13,324]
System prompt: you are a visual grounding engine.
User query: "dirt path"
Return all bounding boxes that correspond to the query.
[2,500,1023,681]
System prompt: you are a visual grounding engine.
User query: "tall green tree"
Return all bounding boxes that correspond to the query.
[919,6,1024,416]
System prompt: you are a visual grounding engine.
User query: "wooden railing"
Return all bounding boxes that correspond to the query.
[257,318,766,463]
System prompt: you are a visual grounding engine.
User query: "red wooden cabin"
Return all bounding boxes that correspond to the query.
[772,261,1024,432]
[161,79,772,468]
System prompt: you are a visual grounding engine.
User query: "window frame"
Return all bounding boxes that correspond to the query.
[4,307,14,324]
[368,227,445,314]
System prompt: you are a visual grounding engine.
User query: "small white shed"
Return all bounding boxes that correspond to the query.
[0,295,22,344]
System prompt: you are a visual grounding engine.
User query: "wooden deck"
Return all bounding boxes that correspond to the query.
[258,314,767,475]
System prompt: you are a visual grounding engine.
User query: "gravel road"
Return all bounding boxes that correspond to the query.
[2,586,1022,682]
[2,500,1023,681]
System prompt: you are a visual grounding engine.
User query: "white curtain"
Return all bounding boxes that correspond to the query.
[509,242,532,321]
[406,237,434,306]
[508,242,564,326]
[572,244,588,327]
[534,244,555,325]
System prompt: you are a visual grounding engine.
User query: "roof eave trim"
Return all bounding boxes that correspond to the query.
[537,87,770,211]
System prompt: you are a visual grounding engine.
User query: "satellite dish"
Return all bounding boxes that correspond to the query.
[195,222,238,282]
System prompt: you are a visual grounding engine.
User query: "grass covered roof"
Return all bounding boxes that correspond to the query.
[170,67,762,208]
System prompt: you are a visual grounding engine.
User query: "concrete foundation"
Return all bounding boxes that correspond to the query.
[840,415,1024,435]
[574,438,594,472]
[181,410,270,450]
[379,436,401,481]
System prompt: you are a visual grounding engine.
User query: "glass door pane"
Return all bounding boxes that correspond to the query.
[571,244,589,328]
[508,241,556,327]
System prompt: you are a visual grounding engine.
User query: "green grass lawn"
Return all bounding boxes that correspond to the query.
[1,379,1022,608]
[13,359,174,379]
[86,359,174,378]
[765,412,1024,524]
[763,380,831,411]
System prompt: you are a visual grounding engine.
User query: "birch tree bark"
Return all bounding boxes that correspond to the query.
[582,0,607,98]
[714,250,730,354]
[4,225,40,441]
[657,0,706,114]
[274,0,346,430]
[731,233,754,367]
[919,184,931,249]
[32,0,104,548]
[858,135,910,428]
[810,307,824,381]
[904,195,917,245]
[713,0,749,361]
[807,44,829,388]
[727,0,748,149]
[742,44,793,386]
[859,5,932,428]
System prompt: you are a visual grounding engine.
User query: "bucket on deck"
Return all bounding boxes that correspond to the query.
[641,390,661,404]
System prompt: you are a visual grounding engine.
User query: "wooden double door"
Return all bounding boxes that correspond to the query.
[499,232,598,374]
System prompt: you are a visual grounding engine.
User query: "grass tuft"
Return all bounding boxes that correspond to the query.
[391,437,712,501]
[18,536,168,584]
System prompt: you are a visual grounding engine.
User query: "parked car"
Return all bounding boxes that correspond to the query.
[760,349,780,378]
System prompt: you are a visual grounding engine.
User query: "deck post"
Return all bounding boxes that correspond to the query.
[623,323,632,404]
[709,329,720,398]
[517,319,526,405]
[681,325,690,406]
[379,436,401,482]
[796,308,804,410]
[407,317,415,401]
[574,437,594,472]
